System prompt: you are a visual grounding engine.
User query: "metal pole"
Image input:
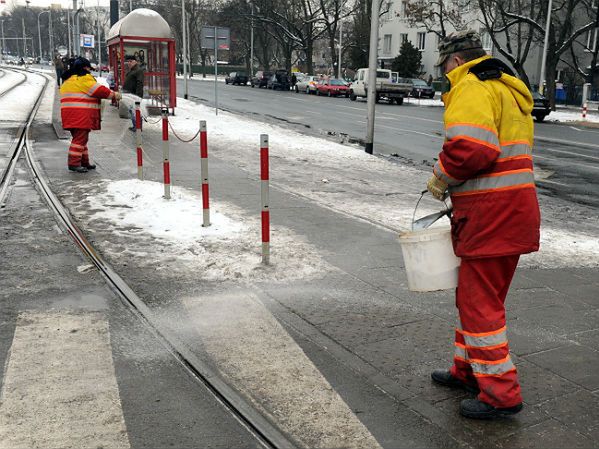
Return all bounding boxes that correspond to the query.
[260,134,270,265]
[161,108,171,199]
[22,18,27,57]
[365,0,381,154]
[337,18,342,79]
[73,0,78,57]
[200,121,210,227]
[539,0,553,94]
[1,21,5,63]
[37,13,43,60]
[49,10,54,59]
[130,0,133,12]
[67,8,72,56]
[250,1,254,76]
[135,101,144,180]
[182,0,188,99]
[97,0,101,74]
[214,26,218,115]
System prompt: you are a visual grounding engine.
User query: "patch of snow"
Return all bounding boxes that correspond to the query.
[69,179,333,282]
[545,109,599,124]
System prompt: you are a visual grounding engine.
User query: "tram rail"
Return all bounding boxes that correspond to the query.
[1,67,297,449]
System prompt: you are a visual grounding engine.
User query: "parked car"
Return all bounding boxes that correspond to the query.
[409,78,435,99]
[532,91,551,122]
[349,68,411,104]
[296,75,320,94]
[267,70,291,90]
[251,71,272,88]
[316,78,350,97]
[225,72,249,85]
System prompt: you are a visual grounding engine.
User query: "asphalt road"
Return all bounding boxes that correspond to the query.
[177,77,599,208]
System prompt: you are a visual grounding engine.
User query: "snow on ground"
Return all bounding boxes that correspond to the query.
[545,108,599,124]
[156,97,599,269]
[0,71,47,123]
[66,179,333,282]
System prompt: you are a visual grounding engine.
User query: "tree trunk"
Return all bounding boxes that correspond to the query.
[545,59,558,110]
[306,41,314,75]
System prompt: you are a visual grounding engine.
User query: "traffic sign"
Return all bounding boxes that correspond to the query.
[201,26,230,51]
[80,34,95,49]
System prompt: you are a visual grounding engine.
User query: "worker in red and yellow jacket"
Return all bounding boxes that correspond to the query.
[60,57,121,173]
[426,31,540,420]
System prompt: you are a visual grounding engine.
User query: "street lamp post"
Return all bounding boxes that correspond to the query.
[97,0,102,74]
[250,1,254,76]
[365,0,381,154]
[38,10,49,60]
[182,0,188,99]
[1,20,5,63]
[22,17,26,57]
[539,0,553,94]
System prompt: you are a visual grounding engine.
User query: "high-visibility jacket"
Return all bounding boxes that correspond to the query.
[60,73,112,130]
[433,56,540,258]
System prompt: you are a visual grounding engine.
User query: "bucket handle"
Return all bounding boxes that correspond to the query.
[411,190,451,231]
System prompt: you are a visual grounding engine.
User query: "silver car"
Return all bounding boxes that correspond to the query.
[295,75,320,94]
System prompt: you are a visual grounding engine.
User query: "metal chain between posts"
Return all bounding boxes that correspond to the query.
[167,120,202,143]
[142,115,162,125]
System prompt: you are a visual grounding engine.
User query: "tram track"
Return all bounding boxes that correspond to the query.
[3,68,297,449]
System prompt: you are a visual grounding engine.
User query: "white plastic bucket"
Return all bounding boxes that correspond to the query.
[398,225,461,292]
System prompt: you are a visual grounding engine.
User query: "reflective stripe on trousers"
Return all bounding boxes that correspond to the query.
[68,129,90,167]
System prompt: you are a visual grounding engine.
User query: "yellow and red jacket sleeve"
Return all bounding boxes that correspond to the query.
[434,80,500,186]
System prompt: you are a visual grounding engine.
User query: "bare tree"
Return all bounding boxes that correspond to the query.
[404,0,470,39]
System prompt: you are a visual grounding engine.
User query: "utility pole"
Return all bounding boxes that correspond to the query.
[97,0,102,74]
[250,1,254,75]
[1,20,5,63]
[337,18,342,79]
[49,9,54,58]
[182,0,188,99]
[539,0,553,94]
[365,0,381,154]
[38,10,49,60]
[67,7,72,56]
[22,18,26,57]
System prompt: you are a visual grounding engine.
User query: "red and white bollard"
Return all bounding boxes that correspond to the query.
[135,101,143,180]
[260,134,270,265]
[200,120,210,227]
[582,103,588,120]
[161,108,171,199]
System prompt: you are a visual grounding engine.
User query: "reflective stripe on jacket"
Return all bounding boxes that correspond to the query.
[60,74,112,130]
[434,56,540,258]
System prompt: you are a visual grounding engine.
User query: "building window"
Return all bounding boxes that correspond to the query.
[383,34,392,55]
[586,28,598,52]
[400,33,408,44]
[401,1,409,17]
[417,32,426,51]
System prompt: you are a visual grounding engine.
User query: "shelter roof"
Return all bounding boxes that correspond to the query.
[107,9,172,41]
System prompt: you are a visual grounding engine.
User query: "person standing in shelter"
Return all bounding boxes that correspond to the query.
[60,57,121,173]
[122,54,145,131]
[426,30,540,420]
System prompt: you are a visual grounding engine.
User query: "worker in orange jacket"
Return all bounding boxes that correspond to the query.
[426,31,541,419]
[60,57,121,173]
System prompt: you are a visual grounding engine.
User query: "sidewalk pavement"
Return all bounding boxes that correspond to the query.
[28,93,599,448]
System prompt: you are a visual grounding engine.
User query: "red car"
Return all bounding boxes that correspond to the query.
[316,78,350,97]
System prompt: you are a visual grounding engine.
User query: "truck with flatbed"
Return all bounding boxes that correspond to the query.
[349,68,412,104]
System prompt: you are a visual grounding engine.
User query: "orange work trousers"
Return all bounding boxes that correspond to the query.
[450,255,522,408]
[68,128,91,168]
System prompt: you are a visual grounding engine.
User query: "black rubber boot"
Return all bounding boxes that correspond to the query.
[431,369,479,394]
[82,163,96,170]
[460,398,523,419]
[68,166,88,173]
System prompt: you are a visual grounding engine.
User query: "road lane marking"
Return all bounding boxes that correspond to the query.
[540,146,599,161]
[377,124,443,139]
[534,154,599,170]
[184,292,382,449]
[0,311,130,448]
[379,113,441,124]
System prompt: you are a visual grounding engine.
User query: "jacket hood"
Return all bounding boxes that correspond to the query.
[446,56,533,115]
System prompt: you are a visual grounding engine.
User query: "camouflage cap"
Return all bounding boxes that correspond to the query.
[435,30,483,67]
